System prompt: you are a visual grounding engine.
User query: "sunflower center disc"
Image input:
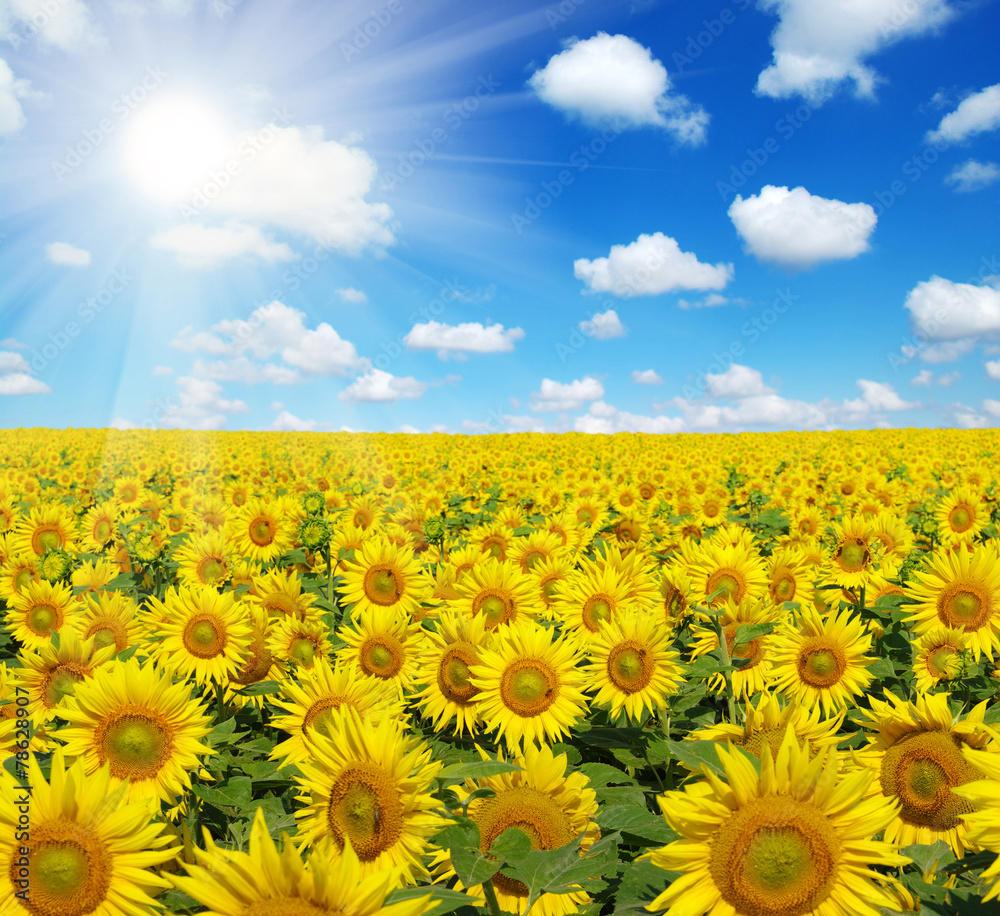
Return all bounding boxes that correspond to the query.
[773,574,796,601]
[197,556,226,586]
[607,643,653,693]
[241,900,330,916]
[948,506,973,532]
[582,596,614,631]
[710,795,840,916]
[478,593,513,627]
[501,661,557,717]
[361,637,403,679]
[232,639,273,685]
[881,730,980,829]
[522,550,544,571]
[797,642,846,689]
[25,823,112,916]
[364,567,400,606]
[289,637,316,667]
[183,616,226,659]
[33,527,63,554]
[708,571,742,603]
[940,587,987,629]
[93,519,112,543]
[100,714,171,780]
[328,764,402,861]
[27,603,59,636]
[249,517,276,546]
[836,539,868,572]
[926,646,958,680]
[43,665,86,708]
[439,646,479,703]
[87,624,121,651]
[303,697,344,736]
[738,727,787,762]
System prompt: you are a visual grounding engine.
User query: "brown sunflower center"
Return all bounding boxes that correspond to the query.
[96,711,173,781]
[737,727,790,762]
[947,505,974,533]
[263,594,302,619]
[18,820,112,916]
[472,786,574,899]
[880,730,981,830]
[288,637,317,667]
[481,536,507,560]
[303,696,351,736]
[606,641,653,693]
[359,636,404,679]
[438,644,479,704]
[582,594,615,632]
[32,525,65,555]
[85,619,126,652]
[474,590,515,628]
[834,538,869,573]
[196,555,227,587]
[26,601,62,637]
[500,659,558,717]
[241,900,330,916]
[710,795,840,916]
[182,614,227,659]
[327,763,402,861]
[362,566,401,606]
[707,569,744,604]
[42,663,89,709]
[231,636,273,686]
[248,516,276,547]
[521,550,545,571]
[926,645,960,680]
[937,584,990,631]
[772,572,796,602]
[796,639,847,689]
[92,518,113,544]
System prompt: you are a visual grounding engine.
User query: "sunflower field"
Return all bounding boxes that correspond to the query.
[2,426,1000,916]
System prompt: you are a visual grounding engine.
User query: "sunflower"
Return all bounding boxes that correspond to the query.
[867,509,914,577]
[56,656,214,807]
[935,487,988,545]
[112,475,146,507]
[340,537,428,619]
[507,530,567,574]
[412,610,490,736]
[15,630,117,723]
[250,568,319,622]
[347,493,383,530]
[4,578,81,651]
[823,514,880,588]
[690,598,782,699]
[912,626,968,693]
[225,605,288,706]
[174,529,230,588]
[268,616,333,670]
[470,521,515,562]
[434,743,601,916]
[451,559,542,632]
[337,605,422,694]
[147,585,253,687]
[768,605,875,715]
[227,497,296,563]
[78,499,120,553]
[292,707,442,884]
[0,662,50,758]
[590,540,659,606]
[584,608,683,722]
[906,542,1000,660]
[8,503,77,557]
[471,619,588,749]
[854,691,999,857]
[0,751,177,916]
[688,691,844,764]
[765,546,813,605]
[532,553,576,615]
[790,505,825,540]
[954,748,1000,902]
[70,559,119,596]
[642,729,910,916]
[657,564,696,626]
[77,591,143,654]
[170,806,430,916]
[270,657,406,767]
[683,541,769,607]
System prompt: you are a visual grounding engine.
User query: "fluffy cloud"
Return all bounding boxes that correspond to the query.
[271,410,318,431]
[579,309,627,339]
[927,84,1000,144]
[528,32,708,144]
[0,347,50,395]
[335,287,367,303]
[45,242,91,267]
[404,321,524,359]
[904,276,1000,342]
[2,0,106,50]
[0,57,30,134]
[199,124,393,253]
[945,160,1000,193]
[705,364,775,399]
[912,369,960,386]
[847,379,918,412]
[678,293,728,309]
[987,359,1000,381]
[338,369,427,403]
[157,376,248,430]
[574,232,733,297]
[728,186,876,269]
[150,222,296,269]
[576,401,686,434]
[755,0,954,104]
[530,377,604,412]
[631,369,662,385]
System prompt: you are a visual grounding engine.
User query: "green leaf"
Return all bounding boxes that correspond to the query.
[191,775,253,809]
[662,740,726,776]
[613,858,676,916]
[573,727,645,748]
[901,839,954,875]
[103,572,143,590]
[206,717,239,746]
[868,658,896,680]
[385,887,480,916]
[511,526,535,536]
[596,805,679,845]
[490,828,533,863]
[731,622,776,646]
[594,786,647,808]
[234,680,283,696]
[577,762,637,789]
[436,760,523,785]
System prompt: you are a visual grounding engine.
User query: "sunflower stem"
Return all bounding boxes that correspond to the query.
[325,547,334,608]
[481,878,503,916]
[215,678,225,722]
[711,616,738,725]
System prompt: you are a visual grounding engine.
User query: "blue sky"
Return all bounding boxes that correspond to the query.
[1,0,999,433]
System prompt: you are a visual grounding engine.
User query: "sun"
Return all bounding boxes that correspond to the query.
[121,94,231,205]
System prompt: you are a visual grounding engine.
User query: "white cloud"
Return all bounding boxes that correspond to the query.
[632,369,662,385]
[576,401,687,434]
[678,293,728,309]
[912,369,959,386]
[335,287,367,304]
[0,350,29,373]
[530,377,604,412]
[157,376,248,430]
[848,379,918,412]
[0,372,49,395]
[199,124,393,253]
[755,0,954,104]
[150,222,296,269]
[2,0,106,50]
[528,32,709,144]
[728,186,875,269]
[574,232,733,297]
[191,357,300,386]
[271,410,318,431]
[151,365,174,376]
[339,368,427,403]
[705,364,775,399]
[108,417,136,430]
[404,321,524,358]
[0,57,31,133]
[579,309,626,339]
[45,241,91,267]
[0,338,26,349]
[928,84,1000,145]
[904,276,1000,342]
[945,160,1000,193]
[986,359,1000,382]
